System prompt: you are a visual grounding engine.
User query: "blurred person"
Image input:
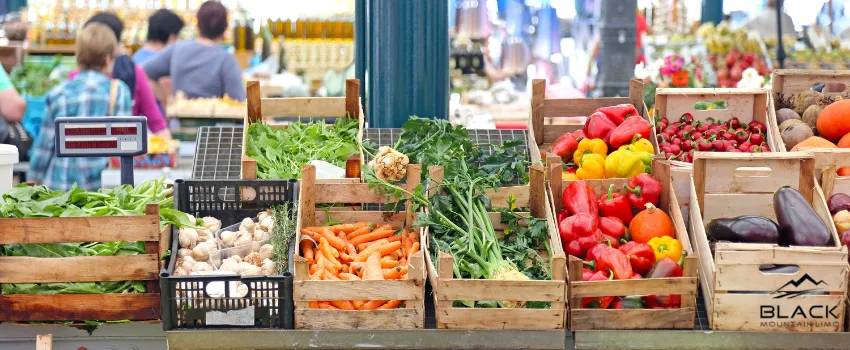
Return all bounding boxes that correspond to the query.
[4,19,27,42]
[585,11,649,93]
[0,64,25,122]
[66,12,171,139]
[28,24,132,191]
[133,9,185,65]
[144,1,246,101]
[743,0,796,38]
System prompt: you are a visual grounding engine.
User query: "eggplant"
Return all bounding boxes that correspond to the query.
[707,216,780,244]
[774,186,833,247]
[828,193,850,215]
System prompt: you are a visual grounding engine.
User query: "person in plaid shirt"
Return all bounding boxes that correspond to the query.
[28,23,132,191]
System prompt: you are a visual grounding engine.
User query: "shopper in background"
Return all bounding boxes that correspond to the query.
[0,62,25,123]
[28,24,132,191]
[67,12,171,139]
[133,9,185,65]
[743,0,796,38]
[144,1,246,101]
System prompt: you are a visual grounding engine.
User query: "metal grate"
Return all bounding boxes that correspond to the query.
[695,289,711,330]
[192,127,244,180]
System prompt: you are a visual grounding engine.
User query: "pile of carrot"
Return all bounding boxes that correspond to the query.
[299,222,420,310]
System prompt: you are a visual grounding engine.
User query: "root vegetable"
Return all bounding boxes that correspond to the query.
[220,231,237,247]
[177,248,192,258]
[802,104,822,132]
[193,261,213,272]
[791,90,823,115]
[197,228,214,242]
[202,217,221,232]
[241,264,263,276]
[174,266,189,276]
[192,242,212,261]
[234,231,253,247]
[253,228,270,242]
[781,123,815,151]
[239,218,256,232]
[180,256,197,271]
[258,244,274,261]
[261,259,276,275]
[220,258,240,273]
[369,146,409,181]
[776,108,801,125]
[244,252,264,266]
[260,216,274,232]
[178,228,198,248]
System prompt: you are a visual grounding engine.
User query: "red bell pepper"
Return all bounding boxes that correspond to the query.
[599,216,626,243]
[584,111,617,143]
[608,116,652,149]
[577,229,604,253]
[551,132,582,163]
[623,173,662,209]
[558,213,598,243]
[601,234,620,248]
[582,270,615,309]
[612,296,644,309]
[585,242,611,266]
[644,294,681,309]
[562,180,598,217]
[594,104,639,125]
[582,267,595,281]
[596,248,633,280]
[565,240,583,258]
[643,253,687,308]
[597,184,634,225]
[618,241,655,276]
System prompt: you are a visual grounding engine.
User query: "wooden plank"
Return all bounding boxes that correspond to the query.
[314,182,386,204]
[715,249,848,265]
[0,255,158,283]
[702,193,775,221]
[483,185,529,208]
[345,79,360,119]
[0,294,161,321]
[406,250,426,310]
[436,252,454,314]
[712,293,844,332]
[438,280,565,302]
[241,155,257,180]
[542,124,584,145]
[570,308,695,330]
[529,165,545,219]
[655,88,766,122]
[714,263,847,292]
[261,97,345,117]
[246,81,262,124]
[814,181,842,245]
[437,308,565,329]
[294,280,424,301]
[701,158,803,194]
[772,69,850,95]
[296,308,424,329]
[0,215,159,245]
[36,334,52,350]
[299,164,317,228]
[531,79,546,145]
[541,97,628,118]
[805,149,850,172]
[629,78,645,116]
[570,277,697,298]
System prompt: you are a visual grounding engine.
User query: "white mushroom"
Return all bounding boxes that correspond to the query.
[173,266,189,276]
[239,218,256,232]
[202,216,222,232]
[192,242,212,261]
[197,228,214,242]
[177,248,192,259]
[178,227,198,248]
[258,244,274,261]
[180,256,197,271]
[219,258,240,273]
[252,228,270,242]
[220,230,237,247]
[241,264,263,276]
[234,231,253,247]
[261,259,276,275]
[236,262,254,274]
[193,261,213,272]
[260,216,274,232]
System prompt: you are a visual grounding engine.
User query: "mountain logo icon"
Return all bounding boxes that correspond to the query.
[771,274,827,299]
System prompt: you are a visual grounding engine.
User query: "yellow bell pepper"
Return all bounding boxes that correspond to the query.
[562,172,579,181]
[573,138,608,165]
[633,151,653,173]
[618,135,654,154]
[648,236,684,262]
[576,153,606,180]
[604,149,645,178]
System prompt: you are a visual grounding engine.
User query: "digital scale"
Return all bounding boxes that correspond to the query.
[54,116,148,185]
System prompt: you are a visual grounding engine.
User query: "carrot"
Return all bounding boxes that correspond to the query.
[377,224,393,231]
[378,241,403,257]
[380,256,399,268]
[398,258,407,267]
[300,228,321,239]
[378,300,402,309]
[321,228,347,251]
[346,226,372,240]
[351,300,365,309]
[323,270,341,280]
[339,272,361,280]
[387,234,402,243]
[363,252,384,280]
[401,273,408,279]
[338,224,361,234]
[320,237,340,260]
[337,231,346,241]
[402,235,412,258]
[408,230,419,242]
[350,262,365,274]
[383,266,407,279]
[309,264,318,275]
[339,252,352,264]
[317,302,338,310]
[301,240,315,263]
[309,301,319,309]
[354,222,368,228]
[345,243,357,256]
[350,229,394,246]
[355,239,389,262]
[330,300,356,310]
[408,242,420,257]
[359,300,387,310]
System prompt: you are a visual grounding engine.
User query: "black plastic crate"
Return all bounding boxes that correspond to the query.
[161,179,298,330]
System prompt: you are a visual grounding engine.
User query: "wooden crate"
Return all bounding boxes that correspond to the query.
[771,69,850,152]
[242,79,364,182]
[293,164,426,329]
[424,164,568,329]
[0,204,165,322]
[528,78,652,167]
[548,158,698,330]
[802,148,850,198]
[689,152,848,332]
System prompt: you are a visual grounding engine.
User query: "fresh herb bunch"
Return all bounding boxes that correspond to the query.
[10,55,63,96]
[271,202,298,274]
[247,117,359,179]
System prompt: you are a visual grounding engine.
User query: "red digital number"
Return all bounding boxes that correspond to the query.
[65,140,118,149]
[111,127,137,135]
[65,128,106,136]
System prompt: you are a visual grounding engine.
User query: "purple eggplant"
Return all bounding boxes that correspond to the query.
[774,186,833,247]
[707,216,780,244]
[827,193,850,215]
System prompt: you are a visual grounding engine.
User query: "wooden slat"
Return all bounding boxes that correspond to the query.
[296,308,424,329]
[655,88,768,128]
[701,157,803,194]
[714,263,847,292]
[0,215,159,244]
[261,97,345,117]
[345,79,360,119]
[0,255,158,283]
[702,193,775,221]
[299,164,317,228]
[529,165,546,219]
[570,277,697,298]
[0,294,161,321]
[437,308,565,329]
[773,69,850,95]
[541,123,583,145]
[531,79,546,145]
[805,148,850,172]
[246,81,262,124]
[294,280,423,301]
[712,293,844,332]
[570,308,695,330]
[314,182,387,204]
[483,185,529,208]
[438,280,565,302]
[36,334,52,350]
[715,248,848,265]
[541,97,628,118]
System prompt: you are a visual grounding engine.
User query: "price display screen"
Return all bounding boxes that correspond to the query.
[55,117,148,157]
[65,140,119,149]
[111,126,138,135]
[64,126,107,136]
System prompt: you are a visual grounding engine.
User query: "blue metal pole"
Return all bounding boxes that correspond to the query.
[355,0,367,100]
[701,0,724,25]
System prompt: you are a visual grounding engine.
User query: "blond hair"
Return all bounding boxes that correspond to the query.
[76,23,116,71]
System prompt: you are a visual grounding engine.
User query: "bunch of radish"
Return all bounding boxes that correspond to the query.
[655,113,771,163]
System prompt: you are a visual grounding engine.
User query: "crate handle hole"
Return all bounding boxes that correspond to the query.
[734,167,772,178]
[205,280,250,298]
[694,100,728,111]
[759,264,799,275]
[811,83,847,93]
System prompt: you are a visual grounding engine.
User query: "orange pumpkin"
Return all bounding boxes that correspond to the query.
[629,203,675,243]
[817,100,850,142]
[790,136,836,151]
[838,133,850,148]
[839,167,850,177]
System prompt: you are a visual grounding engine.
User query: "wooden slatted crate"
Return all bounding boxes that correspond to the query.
[0,204,165,322]
[424,164,568,329]
[547,158,698,330]
[242,79,364,182]
[293,164,426,329]
[689,152,848,332]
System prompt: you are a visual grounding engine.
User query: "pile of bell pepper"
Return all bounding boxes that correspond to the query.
[550,104,655,181]
[557,175,688,310]
[654,113,771,163]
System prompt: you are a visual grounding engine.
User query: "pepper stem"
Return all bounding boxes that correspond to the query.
[677,250,688,268]
[606,184,615,202]
[583,260,596,270]
[630,133,641,145]
[624,184,642,196]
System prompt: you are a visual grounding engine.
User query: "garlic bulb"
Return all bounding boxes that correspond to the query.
[180,256,197,271]
[192,242,212,261]
[220,231,237,247]
[205,239,219,252]
[178,248,192,258]
[178,228,198,248]
[260,216,274,232]
[193,261,213,272]
[220,258,240,273]
[187,214,197,225]
[252,228,269,242]
[202,216,222,232]
[239,218,255,232]
[174,266,189,276]
[261,259,276,275]
[257,211,269,222]
[236,262,254,274]
[258,244,274,261]
[234,231,253,247]
[244,252,264,267]
[241,264,263,276]
[197,228,214,242]
[231,255,243,263]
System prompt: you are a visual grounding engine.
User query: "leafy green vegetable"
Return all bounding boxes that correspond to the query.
[10,55,64,96]
[246,117,359,179]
